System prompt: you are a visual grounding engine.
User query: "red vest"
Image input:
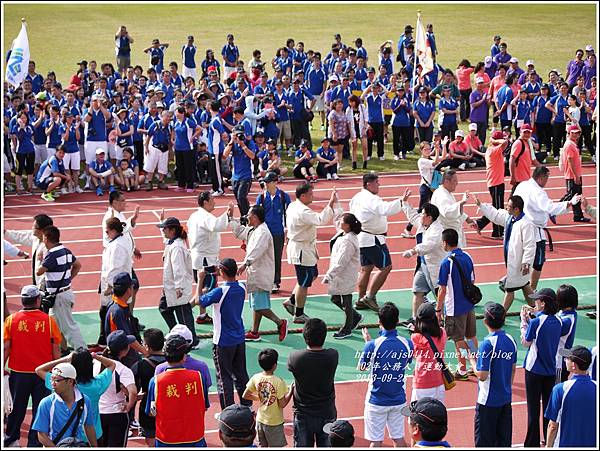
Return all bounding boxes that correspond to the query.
[6,310,54,372]
[155,368,206,444]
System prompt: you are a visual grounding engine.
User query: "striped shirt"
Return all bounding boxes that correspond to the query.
[41,245,76,291]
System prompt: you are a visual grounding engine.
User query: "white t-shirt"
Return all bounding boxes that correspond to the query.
[418,157,435,185]
[95,359,135,414]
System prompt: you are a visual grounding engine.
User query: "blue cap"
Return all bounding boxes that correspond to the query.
[113,272,133,290]
[107,330,136,353]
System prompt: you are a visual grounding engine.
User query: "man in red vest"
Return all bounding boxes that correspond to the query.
[3,285,62,447]
[146,334,208,447]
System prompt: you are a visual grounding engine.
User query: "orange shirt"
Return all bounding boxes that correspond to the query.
[475,72,491,91]
[449,140,468,156]
[485,143,506,187]
[464,134,482,152]
[3,310,61,372]
[456,67,474,91]
[510,138,535,183]
[561,139,582,180]
[488,75,506,101]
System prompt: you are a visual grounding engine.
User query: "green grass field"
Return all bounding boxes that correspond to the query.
[3,3,596,173]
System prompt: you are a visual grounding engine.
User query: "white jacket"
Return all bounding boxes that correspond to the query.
[102,208,135,249]
[162,238,193,307]
[187,207,230,268]
[402,204,446,288]
[100,234,133,306]
[345,104,368,140]
[232,221,274,293]
[479,203,537,289]
[324,232,360,295]
[286,200,334,266]
[244,96,269,135]
[349,189,402,248]
[4,230,46,285]
[431,186,469,248]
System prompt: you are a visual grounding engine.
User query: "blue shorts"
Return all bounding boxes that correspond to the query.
[360,242,391,269]
[533,240,546,271]
[35,175,59,191]
[294,265,318,288]
[249,291,271,311]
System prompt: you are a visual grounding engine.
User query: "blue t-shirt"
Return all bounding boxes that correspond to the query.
[496,85,514,121]
[390,96,412,126]
[365,93,385,123]
[149,46,166,73]
[231,140,256,181]
[86,109,108,142]
[523,313,566,376]
[359,329,413,407]
[547,94,569,123]
[476,330,518,407]
[208,116,226,155]
[13,124,35,154]
[147,121,172,147]
[89,159,113,175]
[256,189,291,237]
[544,375,597,447]
[294,148,315,161]
[274,91,290,121]
[60,124,79,153]
[316,146,336,162]
[36,155,65,183]
[221,43,239,67]
[44,119,62,148]
[172,118,197,151]
[33,117,47,145]
[199,281,246,347]
[515,99,532,123]
[306,67,327,95]
[413,100,436,126]
[437,249,475,317]
[439,97,459,126]
[182,44,197,68]
[533,95,552,124]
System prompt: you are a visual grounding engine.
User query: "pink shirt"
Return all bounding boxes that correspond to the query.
[411,330,447,389]
[485,143,506,187]
[561,139,582,180]
[456,67,474,91]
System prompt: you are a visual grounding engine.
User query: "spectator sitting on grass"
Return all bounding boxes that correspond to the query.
[89,148,116,196]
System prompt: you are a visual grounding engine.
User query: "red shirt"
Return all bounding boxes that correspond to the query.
[510,138,535,183]
[411,330,447,389]
[561,139,582,180]
[449,140,468,156]
[485,143,506,187]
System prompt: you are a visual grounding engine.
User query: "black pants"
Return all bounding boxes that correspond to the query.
[4,372,49,447]
[175,150,195,189]
[316,162,337,177]
[392,125,413,157]
[293,412,333,448]
[15,153,35,176]
[98,304,108,345]
[367,122,384,157]
[158,295,199,346]
[417,125,433,143]
[291,119,311,148]
[213,343,251,409]
[196,156,210,183]
[579,124,595,156]
[441,123,458,141]
[492,103,499,125]
[209,153,224,192]
[436,157,468,170]
[460,89,472,121]
[524,370,555,447]
[562,179,584,219]
[551,122,566,157]
[133,140,144,170]
[474,403,512,447]
[474,121,488,146]
[330,294,360,332]
[535,122,552,153]
[232,179,252,217]
[99,412,130,447]
[273,234,284,285]
[476,183,505,237]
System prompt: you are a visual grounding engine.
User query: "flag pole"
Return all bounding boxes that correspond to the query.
[411,10,421,98]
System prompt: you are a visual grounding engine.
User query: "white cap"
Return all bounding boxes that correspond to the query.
[509,57,518,64]
[21,285,41,298]
[468,123,478,131]
[52,363,77,380]
[328,75,339,82]
[166,324,193,343]
[156,101,165,108]
[455,130,465,138]
[475,76,485,84]
[95,148,105,155]
[526,59,535,66]
[585,44,594,52]
[91,93,101,101]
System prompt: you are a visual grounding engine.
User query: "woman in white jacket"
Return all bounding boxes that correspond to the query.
[157,216,198,348]
[346,95,369,170]
[100,217,133,345]
[323,213,363,339]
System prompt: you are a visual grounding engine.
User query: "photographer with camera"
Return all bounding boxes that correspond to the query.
[3,285,62,447]
[223,125,256,218]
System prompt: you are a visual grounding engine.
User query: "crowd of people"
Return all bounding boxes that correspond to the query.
[3,23,598,449]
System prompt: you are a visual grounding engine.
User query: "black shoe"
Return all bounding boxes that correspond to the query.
[362,161,368,169]
[586,311,597,319]
[574,217,591,223]
[399,318,415,328]
[333,329,352,339]
[351,312,363,330]
[352,161,357,170]
[137,322,146,331]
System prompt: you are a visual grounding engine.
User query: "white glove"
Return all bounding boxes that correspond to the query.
[3,374,13,415]
[402,250,414,258]
[570,194,582,205]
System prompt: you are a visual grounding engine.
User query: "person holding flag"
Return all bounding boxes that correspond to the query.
[5,19,30,89]
[412,12,434,94]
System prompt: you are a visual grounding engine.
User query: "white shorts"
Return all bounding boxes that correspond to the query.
[34,144,47,165]
[63,152,81,171]
[107,143,116,159]
[223,65,236,80]
[85,141,107,163]
[47,147,56,158]
[364,402,406,442]
[183,66,197,80]
[410,385,445,403]
[114,145,127,162]
[311,94,325,112]
[143,145,169,175]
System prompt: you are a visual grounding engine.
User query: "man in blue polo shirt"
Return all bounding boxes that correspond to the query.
[221,34,239,81]
[544,82,570,159]
[495,75,515,130]
[223,125,256,218]
[545,346,596,447]
[490,35,502,58]
[181,35,197,80]
[437,228,478,381]
[361,82,388,160]
[359,302,413,447]
[493,42,511,66]
[306,55,327,130]
[468,302,518,447]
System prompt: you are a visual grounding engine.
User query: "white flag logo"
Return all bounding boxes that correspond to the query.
[6,21,30,88]
[415,14,434,75]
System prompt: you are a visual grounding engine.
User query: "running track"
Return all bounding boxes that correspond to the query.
[4,165,597,447]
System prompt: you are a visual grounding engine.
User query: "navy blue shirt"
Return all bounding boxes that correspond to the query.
[86,109,109,142]
[365,93,385,123]
[182,44,197,68]
[476,330,518,407]
[413,100,436,126]
[390,96,412,126]
[60,124,79,153]
[231,140,256,181]
[41,245,76,291]
[147,121,172,147]
[256,189,291,237]
[306,67,327,96]
[172,118,196,151]
[221,43,239,67]
[438,249,475,317]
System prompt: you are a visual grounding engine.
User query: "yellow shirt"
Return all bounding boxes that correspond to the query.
[246,373,287,426]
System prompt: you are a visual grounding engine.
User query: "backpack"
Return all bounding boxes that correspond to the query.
[424,169,443,191]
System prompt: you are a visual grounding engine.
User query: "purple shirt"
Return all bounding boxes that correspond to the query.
[581,61,596,89]
[518,72,540,85]
[566,59,585,85]
[493,52,512,66]
[469,89,488,123]
[155,355,212,407]
[484,62,498,80]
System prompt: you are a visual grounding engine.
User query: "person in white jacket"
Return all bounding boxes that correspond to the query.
[282,183,337,323]
[323,213,363,339]
[243,95,271,136]
[513,166,580,290]
[157,216,198,349]
[349,173,403,312]
[346,95,369,170]
[99,217,134,345]
[187,191,234,324]
[398,191,445,327]
[430,170,479,249]
[231,205,287,342]
[474,194,537,311]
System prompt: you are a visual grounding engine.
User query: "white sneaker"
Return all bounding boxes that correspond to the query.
[326,173,332,180]
[459,163,467,171]
[393,155,400,161]
[60,187,69,195]
[332,173,339,180]
[211,189,224,197]
[379,156,385,161]
[469,162,477,168]
[79,173,86,180]
[367,156,371,161]
[74,186,84,193]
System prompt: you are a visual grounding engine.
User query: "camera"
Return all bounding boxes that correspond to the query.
[40,293,56,313]
[240,215,248,226]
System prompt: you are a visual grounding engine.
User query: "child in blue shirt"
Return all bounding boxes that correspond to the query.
[315,137,339,180]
